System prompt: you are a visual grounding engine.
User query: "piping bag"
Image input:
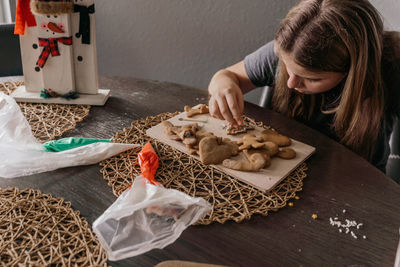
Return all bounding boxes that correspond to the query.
[0,92,136,178]
[93,142,211,261]
[43,137,111,152]
[137,141,160,185]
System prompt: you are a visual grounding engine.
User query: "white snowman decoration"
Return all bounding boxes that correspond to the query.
[12,0,109,105]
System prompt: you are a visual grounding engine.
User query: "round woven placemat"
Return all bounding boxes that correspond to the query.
[0,187,108,266]
[0,81,90,142]
[100,112,308,225]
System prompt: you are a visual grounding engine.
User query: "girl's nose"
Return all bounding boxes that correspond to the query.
[287,74,302,88]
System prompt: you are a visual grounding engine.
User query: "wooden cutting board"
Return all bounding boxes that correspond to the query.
[146,109,316,192]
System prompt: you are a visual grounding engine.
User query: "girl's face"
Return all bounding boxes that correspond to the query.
[281,51,346,94]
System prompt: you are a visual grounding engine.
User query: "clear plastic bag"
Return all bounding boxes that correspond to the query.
[92,142,211,261]
[0,92,137,178]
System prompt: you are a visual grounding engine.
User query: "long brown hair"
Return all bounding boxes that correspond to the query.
[273,0,388,159]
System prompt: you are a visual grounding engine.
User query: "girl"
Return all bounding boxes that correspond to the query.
[207,0,400,173]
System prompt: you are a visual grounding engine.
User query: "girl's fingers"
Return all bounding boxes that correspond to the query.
[209,97,224,120]
[216,95,235,126]
[226,93,242,126]
[236,91,244,125]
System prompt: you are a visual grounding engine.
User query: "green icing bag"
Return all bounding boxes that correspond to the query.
[43,137,111,152]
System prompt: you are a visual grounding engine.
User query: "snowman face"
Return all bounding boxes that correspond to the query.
[36,15,69,38]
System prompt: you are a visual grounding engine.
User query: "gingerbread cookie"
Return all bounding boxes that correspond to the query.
[237,134,265,150]
[184,104,209,117]
[162,121,201,149]
[261,128,291,147]
[222,151,266,172]
[244,149,271,168]
[177,124,199,146]
[161,121,181,140]
[225,123,254,135]
[199,136,238,165]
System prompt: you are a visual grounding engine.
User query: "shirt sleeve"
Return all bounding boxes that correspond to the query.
[244,41,279,88]
[392,61,400,119]
[396,75,400,119]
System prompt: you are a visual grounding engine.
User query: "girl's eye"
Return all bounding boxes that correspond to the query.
[41,23,47,29]
[307,78,321,83]
[57,23,65,30]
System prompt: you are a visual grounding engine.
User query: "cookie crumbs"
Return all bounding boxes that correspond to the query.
[288,202,294,207]
[311,214,318,220]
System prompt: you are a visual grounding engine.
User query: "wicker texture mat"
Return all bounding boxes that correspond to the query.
[0,187,108,266]
[0,81,90,142]
[100,112,308,225]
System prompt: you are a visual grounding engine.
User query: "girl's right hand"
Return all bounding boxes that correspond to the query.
[208,61,256,127]
[208,69,244,127]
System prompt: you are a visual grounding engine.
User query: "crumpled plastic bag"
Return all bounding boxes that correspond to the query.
[0,92,137,178]
[92,142,212,261]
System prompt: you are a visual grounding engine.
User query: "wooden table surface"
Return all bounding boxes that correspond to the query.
[1,76,400,267]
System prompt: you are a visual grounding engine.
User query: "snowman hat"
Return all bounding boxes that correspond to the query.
[30,0,74,15]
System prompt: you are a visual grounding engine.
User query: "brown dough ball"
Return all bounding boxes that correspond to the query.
[277,147,296,159]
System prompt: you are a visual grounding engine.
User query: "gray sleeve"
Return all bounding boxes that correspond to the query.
[397,70,400,119]
[392,61,400,119]
[244,41,279,88]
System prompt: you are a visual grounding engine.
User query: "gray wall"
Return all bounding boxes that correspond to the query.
[94,0,296,92]
[10,0,400,104]
[93,0,399,104]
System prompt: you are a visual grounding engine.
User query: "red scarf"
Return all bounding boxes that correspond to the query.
[14,0,36,35]
[36,37,73,68]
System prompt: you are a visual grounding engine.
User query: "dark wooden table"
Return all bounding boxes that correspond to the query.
[1,76,400,267]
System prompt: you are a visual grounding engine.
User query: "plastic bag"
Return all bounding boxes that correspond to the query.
[92,142,211,261]
[0,92,137,178]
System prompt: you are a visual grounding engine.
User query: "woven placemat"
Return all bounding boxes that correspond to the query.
[0,81,90,142]
[0,187,108,266]
[100,112,308,225]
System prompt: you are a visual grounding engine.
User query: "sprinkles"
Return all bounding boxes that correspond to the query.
[223,122,254,135]
[329,216,366,240]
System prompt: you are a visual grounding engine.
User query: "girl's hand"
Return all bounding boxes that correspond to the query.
[207,61,256,127]
[208,70,244,127]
